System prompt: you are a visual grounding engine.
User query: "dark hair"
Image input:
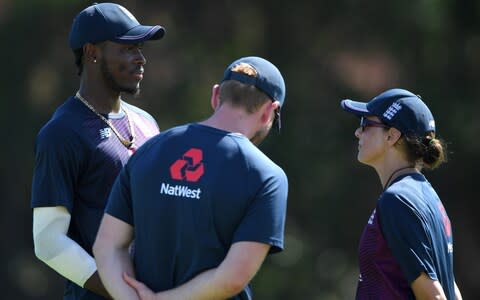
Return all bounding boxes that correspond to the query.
[401,132,447,170]
[73,48,83,76]
[219,80,270,113]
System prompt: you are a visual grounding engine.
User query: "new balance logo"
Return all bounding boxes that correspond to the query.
[383,101,402,120]
[170,148,205,182]
[99,128,111,139]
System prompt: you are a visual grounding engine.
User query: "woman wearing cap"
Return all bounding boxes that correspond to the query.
[341,88,462,300]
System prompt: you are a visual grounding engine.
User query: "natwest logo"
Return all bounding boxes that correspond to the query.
[160,183,201,199]
[170,148,205,182]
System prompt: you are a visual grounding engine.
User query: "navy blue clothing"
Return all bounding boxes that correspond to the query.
[31,96,159,300]
[106,123,288,299]
[356,173,455,299]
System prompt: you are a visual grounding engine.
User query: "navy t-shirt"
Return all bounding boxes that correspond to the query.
[106,123,288,299]
[31,96,159,300]
[356,173,455,299]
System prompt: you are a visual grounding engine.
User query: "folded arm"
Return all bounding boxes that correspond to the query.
[93,213,137,300]
[33,206,110,298]
[125,241,270,300]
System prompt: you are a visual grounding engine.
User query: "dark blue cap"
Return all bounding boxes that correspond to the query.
[222,56,286,107]
[69,3,165,50]
[341,88,436,136]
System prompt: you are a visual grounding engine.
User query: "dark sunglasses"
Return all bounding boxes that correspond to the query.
[359,116,389,132]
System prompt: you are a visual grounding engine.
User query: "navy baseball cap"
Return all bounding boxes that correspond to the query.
[69,2,165,50]
[341,88,436,136]
[222,56,286,107]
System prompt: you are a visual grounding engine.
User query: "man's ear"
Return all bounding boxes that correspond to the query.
[210,84,221,110]
[260,100,280,124]
[83,43,99,64]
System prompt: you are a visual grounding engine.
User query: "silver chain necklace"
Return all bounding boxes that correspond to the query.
[75,91,136,149]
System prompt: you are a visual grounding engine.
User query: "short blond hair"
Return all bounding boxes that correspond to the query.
[219,64,270,113]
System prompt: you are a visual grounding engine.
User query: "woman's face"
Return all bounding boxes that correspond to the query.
[355,116,389,166]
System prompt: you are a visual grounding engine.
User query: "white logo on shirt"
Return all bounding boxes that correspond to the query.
[447,242,453,253]
[160,183,202,199]
[99,128,111,139]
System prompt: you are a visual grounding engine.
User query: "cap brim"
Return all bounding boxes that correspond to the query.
[340,99,370,116]
[113,25,165,44]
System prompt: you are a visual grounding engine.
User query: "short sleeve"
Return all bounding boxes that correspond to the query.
[105,165,133,225]
[233,170,288,254]
[378,193,438,283]
[31,124,84,212]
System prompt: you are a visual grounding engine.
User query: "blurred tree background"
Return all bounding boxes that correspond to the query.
[1,0,479,299]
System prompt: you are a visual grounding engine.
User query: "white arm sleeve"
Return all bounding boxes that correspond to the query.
[33,206,97,287]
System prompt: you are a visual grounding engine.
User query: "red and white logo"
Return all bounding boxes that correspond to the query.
[169,148,205,182]
[437,202,451,237]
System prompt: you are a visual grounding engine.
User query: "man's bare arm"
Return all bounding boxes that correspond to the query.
[93,213,138,300]
[125,241,270,300]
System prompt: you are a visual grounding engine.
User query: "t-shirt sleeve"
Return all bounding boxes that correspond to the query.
[105,165,133,225]
[31,124,84,212]
[233,169,288,254]
[126,103,160,134]
[378,193,438,283]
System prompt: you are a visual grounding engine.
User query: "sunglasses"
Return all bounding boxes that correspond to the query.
[359,116,389,132]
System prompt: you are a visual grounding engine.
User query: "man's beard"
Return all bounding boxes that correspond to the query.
[250,124,271,146]
[101,60,140,96]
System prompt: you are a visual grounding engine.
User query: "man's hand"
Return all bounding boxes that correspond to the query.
[124,241,270,300]
[123,273,156,300]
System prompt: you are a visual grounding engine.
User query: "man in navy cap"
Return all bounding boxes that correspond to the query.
[31,3,165,299]
[93,56,288,300]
